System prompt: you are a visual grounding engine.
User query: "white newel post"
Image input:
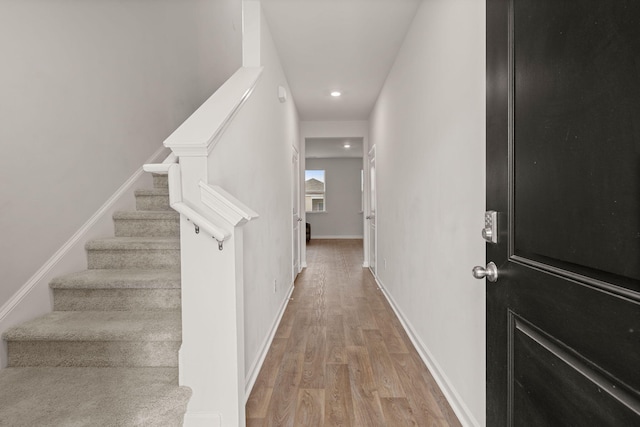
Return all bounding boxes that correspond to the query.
[167,154,257,427]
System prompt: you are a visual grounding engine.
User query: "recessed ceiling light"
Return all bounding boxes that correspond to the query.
[331,91,342,97]
[343,143,351,149]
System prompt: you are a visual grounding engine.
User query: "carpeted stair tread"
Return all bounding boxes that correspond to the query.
[134,188,169,196]
[86,237,179,251]
[50,269,180,290]
[113,210,179,220]
[3,311,180,342]
[0,367,191,426]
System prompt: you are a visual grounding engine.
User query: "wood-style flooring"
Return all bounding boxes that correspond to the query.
[246,239,462,427]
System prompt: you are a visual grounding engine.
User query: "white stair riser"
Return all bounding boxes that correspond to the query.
[7,341,180,367]
[53,289,181,311]
[87,249,180,270]
[153,174,169,188]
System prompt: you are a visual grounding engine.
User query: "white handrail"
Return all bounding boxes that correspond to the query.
[199,182,259,226]
[164,67,263,157]
[141,161,231,244]
[167,163,230,245]
[143,152,177,174]
[172,201,230,246]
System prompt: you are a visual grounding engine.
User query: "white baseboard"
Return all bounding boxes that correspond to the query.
[244,283,295,401]
[372,274,481,427]
[0,146,170,368]
[310,235,364,240]
[183,412,221,427]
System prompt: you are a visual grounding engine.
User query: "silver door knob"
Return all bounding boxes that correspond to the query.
[297,218,303,222]
[472,262,498,282]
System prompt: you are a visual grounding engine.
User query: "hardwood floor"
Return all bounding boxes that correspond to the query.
[246,239,462,427]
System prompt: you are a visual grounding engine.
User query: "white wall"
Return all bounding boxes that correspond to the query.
[206,11,300,383]
[369,0,486,425]
[306,158,363,239]
[0,0,242,312]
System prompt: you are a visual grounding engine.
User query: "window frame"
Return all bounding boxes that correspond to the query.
[305,169,327,213]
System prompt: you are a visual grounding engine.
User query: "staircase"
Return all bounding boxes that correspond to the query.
[0,174,191,426]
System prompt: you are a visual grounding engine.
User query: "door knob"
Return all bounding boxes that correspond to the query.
[297,218,303,222]
[472,262,498,282]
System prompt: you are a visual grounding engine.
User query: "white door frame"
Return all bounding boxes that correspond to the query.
[367,145,376,274]
[299,121,371,269]
[292,146,301,281]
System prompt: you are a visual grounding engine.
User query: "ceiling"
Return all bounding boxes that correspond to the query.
[305,137,363,158]
[261,0,421,121]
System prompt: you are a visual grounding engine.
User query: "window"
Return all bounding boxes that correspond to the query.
[305,170,326,212]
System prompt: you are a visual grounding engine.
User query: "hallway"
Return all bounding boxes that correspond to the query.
[246,240,461,426]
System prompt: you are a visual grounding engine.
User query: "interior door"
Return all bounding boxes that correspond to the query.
[292,147,301,281]
[486,1,640,425]
[368,147,377,275]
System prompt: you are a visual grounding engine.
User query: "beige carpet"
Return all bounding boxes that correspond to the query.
[0,173,190,425]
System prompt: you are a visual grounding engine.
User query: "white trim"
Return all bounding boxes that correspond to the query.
[310,235,364,240]
[0,145,167,324]
[242,0,261,67]
[173,200,231,243]
[143,152,177,173]
[372,274,481,427]
[164,67,263,157]
[164,164,231,243]
[143,163,172,174]
[244,284,295,401]
[299,120,370,284]
[183,412,221,427]
[200,182,259,227]
[154,163,233,243]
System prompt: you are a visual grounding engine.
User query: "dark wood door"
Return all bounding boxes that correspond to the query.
[486,0,640,425]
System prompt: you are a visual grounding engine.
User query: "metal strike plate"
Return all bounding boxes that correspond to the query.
[482,211,498,244]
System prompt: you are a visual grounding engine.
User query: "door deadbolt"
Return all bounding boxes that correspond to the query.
[482,211,498,244]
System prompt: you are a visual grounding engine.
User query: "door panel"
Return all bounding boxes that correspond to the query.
[292,147,301,280]
[506,266,640,392]
[369,147,377,275]
[512,318,640,427]
[513,0,640,286]
[486,0,640,424]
